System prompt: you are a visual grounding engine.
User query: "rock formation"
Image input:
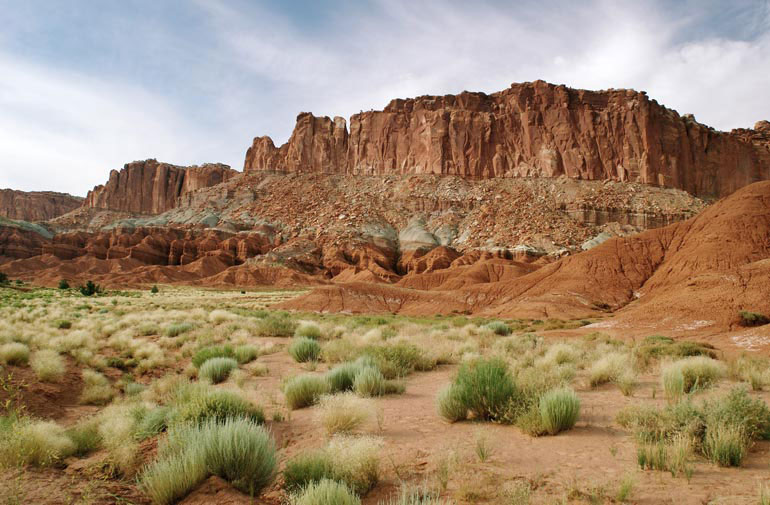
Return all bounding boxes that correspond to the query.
[0,189,83,221]
[84,159,237,214]
[244,80,770,198]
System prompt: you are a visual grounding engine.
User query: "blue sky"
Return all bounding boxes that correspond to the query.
[1,0,769,195]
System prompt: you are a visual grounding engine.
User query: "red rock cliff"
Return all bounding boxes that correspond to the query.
[0,189,83,221]
[244,81,770,198]
[84,159,238,214]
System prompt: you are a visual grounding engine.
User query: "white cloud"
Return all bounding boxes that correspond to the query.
[1,0,768,195]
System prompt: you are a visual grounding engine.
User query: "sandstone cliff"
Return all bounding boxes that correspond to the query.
[244,81,770,198]
[0,189,83,221]
[84,159,238,214]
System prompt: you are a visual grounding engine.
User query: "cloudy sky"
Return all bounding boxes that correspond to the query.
[1,0,769,195]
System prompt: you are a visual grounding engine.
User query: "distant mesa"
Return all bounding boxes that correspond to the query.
[245,80,770,198]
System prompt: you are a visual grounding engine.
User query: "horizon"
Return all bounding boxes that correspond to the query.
[1,0,769,196]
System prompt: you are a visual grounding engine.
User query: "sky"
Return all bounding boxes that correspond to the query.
[1,0,769,196]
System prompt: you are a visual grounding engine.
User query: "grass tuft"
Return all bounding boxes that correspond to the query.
[198,357,238,384]
[289,337,322,363]
[284,375,330,410]
[539,387,580,435]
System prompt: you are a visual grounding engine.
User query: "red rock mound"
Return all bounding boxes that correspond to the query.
[0,189,83,221]
[84,159,238,214]
[281,181,770,333]
[245,81,770,198]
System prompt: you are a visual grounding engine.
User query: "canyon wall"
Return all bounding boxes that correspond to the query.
[84,159,238,214]
[244,81,770,198]
[0,189,83,221]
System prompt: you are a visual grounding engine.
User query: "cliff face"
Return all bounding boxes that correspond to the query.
[84,159,238,214]
[0,189,83,221]
[244,81,770,198]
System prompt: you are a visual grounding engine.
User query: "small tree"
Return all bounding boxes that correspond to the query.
[58,279,70,290]
[79,280,101,297]
[0,272,8,285]
[150,285,159,294]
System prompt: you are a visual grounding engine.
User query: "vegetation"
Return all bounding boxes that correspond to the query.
[140,418,276,504]
[198,357,238,384]
[662,357,724,400]
[738,310,770,327]
[78,280,101,296]
[289,337,322,362]
[284,375,331,409]
[291,479,360,505]
[58,279,70,290]
[539,387,581,435]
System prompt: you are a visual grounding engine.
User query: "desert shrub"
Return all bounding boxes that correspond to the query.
[283,452,336,493]
[0,419,76,467]
[450,357,517,421]
[437,385,468,422]
[289,337,322,363]
[79,280,100,296]
[58,279,70,290]
[662,357,724,399]
[326,362,361,393]
[257,315,297,337]
[728,355,770,391]
[0,272,7,284]
[208,309,236,324]
[55,319,72,329]
[364,343,434,378]
[616,370,638,396]
[539,387,580,435]
[199,357,238,384]
[739,310,770,327]
[30,350,66,384]
[164,322,194,338]
[80,369,114,405]
[702,387,770,442]
[588,352,629,387]
[0,342,29,365]
[317,393,373,435]
[292,479,361,505]
[124,382,147,396]
[483,320,511,336]
[378,486,451,505]
[192,345,235,368]
[295,321,322,340]
[234,344,259,364]
[539,343,580,366]
[284,375,330,409]
[703,423,747,467]
[150,285,159,294]
[634,336,716,366]
[353,366,385,397]
[135,406,171,440]
[65,418,102,456]
[140,418,276,504]
[174,389,264,425]
[284,436,382,496]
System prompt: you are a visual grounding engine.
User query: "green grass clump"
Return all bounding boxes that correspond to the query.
[483,321,511,336]
[449,357,517,422]
[192,345,235,368]
[662,357,724,399]
[198,357,238,384]
[55,319,72,329]
[291,479,361,505]
[283,436,381,495]
[0,418,76,467]
[353,366,385,397]
[539,387,580,435]
[295,321,322,339]
[0,342,30,365]
[634,336,716,366]
[364,343,435,378]
[124,382,147,396]
[140,418,276,504]
[80,369,114,405]
[739,310,770,327]
[703,423,747,467]
[30,349,66,382]
[257,315,297,337]
[164,322,194,338]
[283,452,336,493]
[326,362,361,393]
[65,419,102,456]
[436,385,467,422]
[174,389,264,425]
[289,337,322,363]
[284,375,331,409]
[134,406,171,440]
[234,345,259,364]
